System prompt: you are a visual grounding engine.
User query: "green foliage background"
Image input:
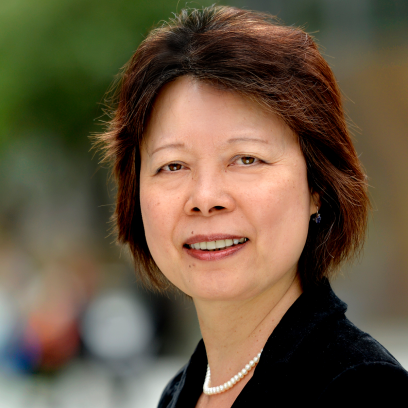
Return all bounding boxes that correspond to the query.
[0,0,217,149]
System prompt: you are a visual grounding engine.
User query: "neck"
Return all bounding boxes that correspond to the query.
[193,274,302,387]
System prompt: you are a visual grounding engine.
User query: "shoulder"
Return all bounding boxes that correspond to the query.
[245,282,408,404]
[317,361,408,405]
[312,315,403,367]
[294,315,408,401]
[157,364,187,408]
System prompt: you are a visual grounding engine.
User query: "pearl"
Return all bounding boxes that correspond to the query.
[203,349,263,395]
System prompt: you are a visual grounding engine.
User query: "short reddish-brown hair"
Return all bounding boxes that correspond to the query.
[96,5,370,291]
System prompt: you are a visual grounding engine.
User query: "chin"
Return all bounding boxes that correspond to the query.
[186,278,261,302]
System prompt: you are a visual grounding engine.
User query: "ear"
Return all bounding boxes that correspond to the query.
[309,189,321,216]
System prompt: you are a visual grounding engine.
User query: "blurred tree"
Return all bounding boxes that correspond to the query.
[0,0,216,150]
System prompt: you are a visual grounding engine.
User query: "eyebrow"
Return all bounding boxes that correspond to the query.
[227,137,269,145]
[151,142,186,156]
[150,137,269,156]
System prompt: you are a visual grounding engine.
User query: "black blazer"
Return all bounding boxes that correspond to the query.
[158,280,408,407]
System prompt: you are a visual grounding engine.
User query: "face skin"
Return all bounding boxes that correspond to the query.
[140,76,317,302]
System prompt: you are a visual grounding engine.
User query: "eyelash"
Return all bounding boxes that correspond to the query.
[233,156,261,166]
[160,163,185,172]
[157,155,263,173]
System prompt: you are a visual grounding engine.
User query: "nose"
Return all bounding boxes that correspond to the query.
[184,170,236,216]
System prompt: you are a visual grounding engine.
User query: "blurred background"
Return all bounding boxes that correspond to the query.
[0,0,407,406]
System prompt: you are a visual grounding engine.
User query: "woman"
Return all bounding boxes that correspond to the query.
[96,6,408,407]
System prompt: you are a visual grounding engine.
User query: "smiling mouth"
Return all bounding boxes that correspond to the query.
[184,238,248,251]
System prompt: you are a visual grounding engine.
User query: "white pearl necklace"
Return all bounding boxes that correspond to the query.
[203,349,263,395]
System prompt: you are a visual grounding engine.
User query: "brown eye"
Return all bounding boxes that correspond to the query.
[168,163,183,171]
[241,157,256,165]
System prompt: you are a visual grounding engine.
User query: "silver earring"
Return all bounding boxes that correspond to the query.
[313,206,321,224]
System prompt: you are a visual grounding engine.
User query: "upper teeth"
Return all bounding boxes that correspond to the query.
[189,238,247,250]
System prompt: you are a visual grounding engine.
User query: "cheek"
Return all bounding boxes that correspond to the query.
[278,174,311,256]
[140,186,167,254]
[251,167,311,260]
[140,182,183,269]
[140,183,188,290]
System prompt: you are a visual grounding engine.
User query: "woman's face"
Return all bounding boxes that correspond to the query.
[140,76,316,301]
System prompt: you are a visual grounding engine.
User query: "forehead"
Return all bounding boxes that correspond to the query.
[142,76,295,152]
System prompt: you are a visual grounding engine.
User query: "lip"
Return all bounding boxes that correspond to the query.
[184,239,248,261]
[184,234,247,246]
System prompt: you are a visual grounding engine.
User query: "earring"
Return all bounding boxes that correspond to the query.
[313,206,321,224]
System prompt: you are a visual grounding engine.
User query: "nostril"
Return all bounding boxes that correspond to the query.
[190,205,227,214]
